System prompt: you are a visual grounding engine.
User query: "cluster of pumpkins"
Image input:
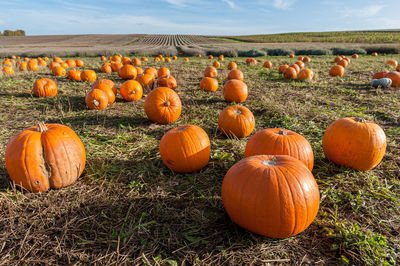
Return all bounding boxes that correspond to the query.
[1,55,52,75]
[277,55,314,80]
[2,53,388,239]
[370,59,400,88]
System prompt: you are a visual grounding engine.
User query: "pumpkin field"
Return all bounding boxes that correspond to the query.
[0,39,399,264]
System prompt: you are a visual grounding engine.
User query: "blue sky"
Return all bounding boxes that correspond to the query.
[0,0,399,35]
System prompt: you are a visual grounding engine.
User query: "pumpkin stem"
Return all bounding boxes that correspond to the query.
[93,100,100,107]
[164,101,171,107]
[354,117,366,123]
[261,159,277,166]
[37,122,48,132]
[277,130,288,135]
[233,109,242,115]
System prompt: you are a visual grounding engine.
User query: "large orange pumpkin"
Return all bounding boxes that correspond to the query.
[111,62,123,72]
[323,117,386,171]
[49,62,61,70]
[204,66,218,78]
[283,67,297,79]
[160,125,210,173]
[337,59,349,68]
[85,89,109,110]
[91,83,115,104]
[223,79,248,103]
[118,64,138,80]
[5,123,86,192]
[228,69,244,81]
[120,80,143,101]
[52,66,66,76]
[329,65,344,77]
[297,69,314,81]
[218,105,255,138]
[67,69,81,81]
[221,155,320,238]
[32,78,57,97]
[157,75,177,90]
[144,87,181,124]
[27,61,39,71]
[92,79,117,95]
[80,70,97,82]
[295,60,305,69]
[200,77,218,92]
[244,128,314,171]
[136,74,154,90]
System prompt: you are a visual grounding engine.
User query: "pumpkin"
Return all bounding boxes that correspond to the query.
[101,64,112,73]
[136,67,144,76]
[119,80,143,101]
[85,89,109,110]
[303,56,311,63]
[157,75,177,90]
[111,62,123,72]
[297,56,304,61]
[32,78,57,97]
[2,67,14,76]
[132,58,141,66]
[278,64,289,73]
[334,56,343,63]
[218,55,224,61]
[263,61,272,68]
[297,69,314,81]
[370,78,392,88]
[329,65,344,77]
[60,62,69,69]
[386,60,398,67]
[208,55,214,59]
[165,57,171,62]
[397,65,400,72]
[372,52,378,56]
[27,61,39,71]
[218,105,255,138]
[112,55,121,62]
[343,57,350,64]
[323,117,386,170]
[154,57,161,62]
[3,59,12,66]
[172,56,177,60]
[228,62,237,70]
[118,64,138,80]
[91,83,115,104]
[5,123,86,192]
[80,70,97,82]
[283,67,297,79]
[289,64,300,74]
[53,57,63,63]
[227,69,244,81]
[19,62,27,71]
[92,79,117,95]
[144,67,157,78]
[244,128,314,171]
[144,87,181,124]
[160,125,210,173]
[184,58,189,62]
[141,57,149,62]
[221,154,320,238]
[136,74,154,90]
[223,79,248,103]
[49,62,61,70]
[289,54,295,58]
[372,70,388,79]
[67,69,81,81]
[213,61,221,68]
[101,56,107,61]
[66,59,76,68]
[75,59,84,67]
[197,54,202,58]
[52,66,66,76]
[386,71,400,87]
[38,60,47,67]
[337,59,349,68]
[204,66,218,78]
[200,77,218,92]
[295,60,305,69]
[246,58,257,65]
[158,67,170,77]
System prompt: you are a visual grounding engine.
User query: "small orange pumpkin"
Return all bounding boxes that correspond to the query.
[85,89,109,110]
[75,59,84,67]
[200,77,218,92]
[118,64,138,80]
[329,65,344,77]
[158,67,170,77]
[52,66,66,76]
[91,83,115,104]
[297,69,314,81]
[2,67,14,76]
[92,79,117,95]
[283,67,297,79]
[144,87,181,124]
[67,69,81,81]
[157,75,177,90]
[80,70,97,82]
[228,62,237,70]
[204,66,218,78]
[120,80,143,101]
[227,69,244,81]
[213,61,221,68]
[218,105,255,138]
[263,61,272,68]
[278,64,289,73]
[136,74,154,90]
[32,78,57,97]
[223,79,248,103]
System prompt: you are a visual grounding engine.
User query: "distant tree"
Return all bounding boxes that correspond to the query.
[3,30,26,36]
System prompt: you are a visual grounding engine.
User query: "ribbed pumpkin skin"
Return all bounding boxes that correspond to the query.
[244,128,314,171]
[92,79,117,95]
[329,65,344,77]
[373,71,388,79]
[81,70,97,82]
[67,69,81,81]
[204,66,218,78]
[136,74,154,90]
[5,123,86,192]
[227,69,244,81]
[322,117,386,171]
[221,155,320,238]
[278,64,289,73]
[118,64,137,80]
[144,67,158,78]
[160,125,210,173]
[223,79,248,103]
[120,80,143,102]
[32,78,57,97]
[200,77,218,92]
[85,89,108,110]
[144,87,181,124]
[298,69,314,81]
[157,75,177,90]
[218,105,255,138]
[158,67,170,78]
[92,83,115,104]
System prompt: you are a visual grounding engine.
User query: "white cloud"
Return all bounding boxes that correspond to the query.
[164,0,188,7]
[342,5,385,18]
[273,0,296,10]
[222,0,235,8]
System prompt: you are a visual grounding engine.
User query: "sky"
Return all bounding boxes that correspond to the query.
[0,0,399,35]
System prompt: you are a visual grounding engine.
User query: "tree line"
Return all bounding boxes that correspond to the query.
[0,30,26,36]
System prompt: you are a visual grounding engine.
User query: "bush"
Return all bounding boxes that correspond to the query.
[331,47,367,55]
[294,49,332,55]
[178,45,206,56]
[204,46,238,57]
[264,48,294,56]
[3,30,26,36]
[363,46,400,54]
[238,49,266,57]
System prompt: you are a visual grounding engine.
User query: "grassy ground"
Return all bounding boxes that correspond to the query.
[0,54,399,265]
